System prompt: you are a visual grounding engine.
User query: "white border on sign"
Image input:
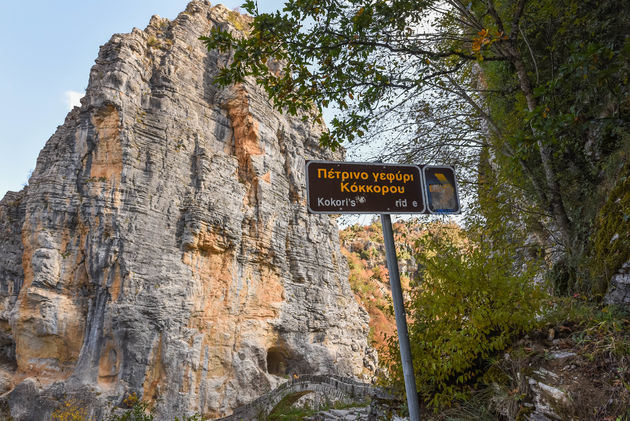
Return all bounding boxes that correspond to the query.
[421,164,461,215]
[305,160,426,215]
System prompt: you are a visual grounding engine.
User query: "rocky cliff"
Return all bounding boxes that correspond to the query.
[0,2,375,419]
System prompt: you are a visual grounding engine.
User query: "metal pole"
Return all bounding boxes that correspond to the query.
[381,213,421,421]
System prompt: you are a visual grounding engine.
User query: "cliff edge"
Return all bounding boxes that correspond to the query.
[0,2,375,419]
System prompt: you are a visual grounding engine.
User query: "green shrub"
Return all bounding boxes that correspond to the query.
[175,415,204,421]
[146,36,161,49]
[590,172,630,296]
[107,394,153,421]
[385,230,545,410]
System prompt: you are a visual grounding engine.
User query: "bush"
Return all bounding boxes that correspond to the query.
[51,393,206,421]
[385,229,545,410]
[590,172,630,296]
[52,399,89,421]
[107,394,153,421]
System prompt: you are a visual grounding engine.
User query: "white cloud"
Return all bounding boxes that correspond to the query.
[63,90,84,110]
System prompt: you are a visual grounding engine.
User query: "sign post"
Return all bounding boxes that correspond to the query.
[381,212,421,421]
[306,160,460,421]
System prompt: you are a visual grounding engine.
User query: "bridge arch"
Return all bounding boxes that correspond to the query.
[216,375,378,420]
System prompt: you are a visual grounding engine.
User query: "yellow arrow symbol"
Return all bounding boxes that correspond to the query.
[435,173,448,183]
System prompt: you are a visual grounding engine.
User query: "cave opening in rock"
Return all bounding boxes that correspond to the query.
[0,332,16,368]
[266,346,288,376]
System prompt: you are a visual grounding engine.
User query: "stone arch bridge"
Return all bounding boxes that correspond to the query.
[215,374,389,420]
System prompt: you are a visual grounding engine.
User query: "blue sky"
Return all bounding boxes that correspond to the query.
[0,0,284,198]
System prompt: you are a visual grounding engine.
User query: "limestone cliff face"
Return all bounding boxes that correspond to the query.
[0,2,374,419]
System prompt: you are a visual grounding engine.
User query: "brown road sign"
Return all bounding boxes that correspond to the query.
[306,160,425,214]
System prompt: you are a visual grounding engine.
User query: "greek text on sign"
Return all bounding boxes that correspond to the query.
[306,161,425,214]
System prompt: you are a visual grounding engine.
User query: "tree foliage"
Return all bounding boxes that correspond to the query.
[200,0,630,409]
[202,0,630,292]
[383,226,544,409]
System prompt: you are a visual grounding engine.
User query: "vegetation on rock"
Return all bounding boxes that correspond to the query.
[52,393,206,421]
[343,217,630,417]
[340,219,462,355]
[590,170,630,296]
[395,227,544,409]
[437,298,630,420]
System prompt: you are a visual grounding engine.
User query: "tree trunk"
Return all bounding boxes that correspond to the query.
[509,46,574,250]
